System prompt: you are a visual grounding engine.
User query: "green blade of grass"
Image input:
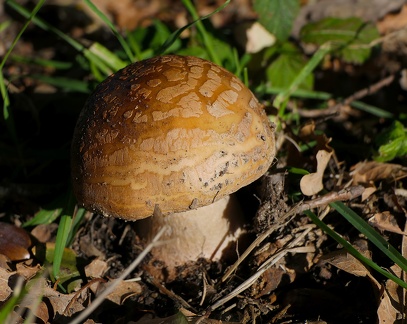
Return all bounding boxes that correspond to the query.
[179,0,230,65]
[53,192,75,280]
[24,207,63,227]
[6,0,82,51]
[83,0,135,63]
[1,0,46,167]
[330,201,407,272]
[30,75,91,93]
[351,100,394,118]
[67,207,86,247]
[88,42,127,71]
[1,0,46,70]
[305,210,407,289]
[6,0,115,78]
[259,86,393,119]
[158,0,230,58]
[273,44,331,116]
[23,194,67,227]
[10,54,73,69]
[0,20,11,33]
[258,85,333,100]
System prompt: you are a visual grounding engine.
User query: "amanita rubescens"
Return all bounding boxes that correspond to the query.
[71,55,275,279]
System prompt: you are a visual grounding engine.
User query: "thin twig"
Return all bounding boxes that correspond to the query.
[297,74,395,118]
[64,278,106,315]
[211,226,315,312]
[221,186,364,282]
[148,275,198,313]
[69,226,168,324]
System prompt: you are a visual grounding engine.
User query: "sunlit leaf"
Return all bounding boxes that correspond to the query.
[300,17,379,64]
[253,0,300,41]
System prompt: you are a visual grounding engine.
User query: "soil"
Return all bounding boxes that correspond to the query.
[1,0,407,323]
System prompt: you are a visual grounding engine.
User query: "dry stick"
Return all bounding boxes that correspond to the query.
[297,74,395,118]
[210,224,315,312]
[221,185,364,283]
[148,275,198,313]
[69,225,169,324]
[211,187,364,313]
[64,278,107,315]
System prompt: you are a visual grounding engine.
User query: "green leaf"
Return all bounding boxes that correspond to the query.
[53,192,75,280]
[253,0,300,41]
[43,243,82,293]
[267,44,314,90]
[151,19,172,48]
[375,121,407,162]
[30,75,91,93]
[10,55,73,69]
[350,100,394,118]
[300,17,379,64]
[84,0,135,62]
[24,207,62,227]
[273,44,331,114]
[287,167,309,175]
[180,0,230,66]
[88,42,127,71]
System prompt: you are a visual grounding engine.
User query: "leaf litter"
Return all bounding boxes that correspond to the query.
[1,0,407,323]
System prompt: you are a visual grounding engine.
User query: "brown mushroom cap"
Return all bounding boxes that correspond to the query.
[71,55,275,220]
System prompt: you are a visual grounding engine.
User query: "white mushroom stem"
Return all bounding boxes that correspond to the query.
[137,195,245,275]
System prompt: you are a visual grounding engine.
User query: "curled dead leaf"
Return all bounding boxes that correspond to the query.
[0,267,15,302]
[378,264,404,323]
[368,211,406,235]
[96,279,143,305]
[351,161,407,200]
[320,240,371,278]
[300,150,333,196]
[299,122,333,153]
[351,161,407,185]
[234,21,276,53]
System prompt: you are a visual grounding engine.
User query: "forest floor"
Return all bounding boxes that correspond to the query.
[1,0,407,323]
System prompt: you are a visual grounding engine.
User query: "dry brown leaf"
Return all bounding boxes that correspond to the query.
[377,4,407,34]
[234,22,276,53]
[85,258,109,279]
[321,240,372,278]
[299,122,333,153]
[0,267,15,302]
[368,211,406,235]
[15,262,42,280]
[0,254,12,270]
[322,250,370,277]
[96,279,143,305]
[378,264,403,323]
[361,185,377,201]
[31,224,55,243]
[351,161,407,185]
[106,0,161,30]
[377,289,399,324]
[17,278,50,324]
[300,150,332,196]
[44,287,85,318]
[84,259,109,296]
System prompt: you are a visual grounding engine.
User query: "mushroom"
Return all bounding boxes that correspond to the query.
[71,55,275,279]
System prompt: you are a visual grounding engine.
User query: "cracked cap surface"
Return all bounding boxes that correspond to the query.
[71,55,275,220]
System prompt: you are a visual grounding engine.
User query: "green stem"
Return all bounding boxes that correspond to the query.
[181,0,221,65]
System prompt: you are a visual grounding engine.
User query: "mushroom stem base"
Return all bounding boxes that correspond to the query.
[137,195,245,279]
